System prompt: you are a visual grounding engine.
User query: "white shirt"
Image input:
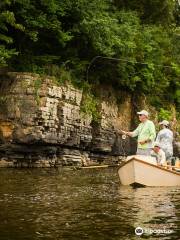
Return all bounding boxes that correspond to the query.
[156,128,173,158]
[151,149,166,165]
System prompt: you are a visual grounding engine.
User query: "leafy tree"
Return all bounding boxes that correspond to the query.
[0,0,179,111]
[0,1,23,66]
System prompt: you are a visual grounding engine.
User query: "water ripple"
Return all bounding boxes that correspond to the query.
[0,168,179,240]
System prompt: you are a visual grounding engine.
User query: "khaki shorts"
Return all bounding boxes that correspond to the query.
[136,148,151,156]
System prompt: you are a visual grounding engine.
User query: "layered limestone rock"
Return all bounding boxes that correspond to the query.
[0,72,133,167]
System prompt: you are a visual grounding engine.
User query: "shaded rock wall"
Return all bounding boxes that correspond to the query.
[0,72,134,167]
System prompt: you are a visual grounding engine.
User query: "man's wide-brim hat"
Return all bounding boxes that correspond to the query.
[137,110,149,117]
[159,120,169,126]
[153,142,161,148]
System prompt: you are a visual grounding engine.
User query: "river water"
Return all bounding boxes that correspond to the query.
[0,168,179,240]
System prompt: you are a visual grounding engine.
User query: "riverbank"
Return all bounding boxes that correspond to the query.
[0,72,179,168]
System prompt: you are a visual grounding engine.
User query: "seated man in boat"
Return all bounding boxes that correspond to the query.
[121,110,156,156]
[151,142,167,167]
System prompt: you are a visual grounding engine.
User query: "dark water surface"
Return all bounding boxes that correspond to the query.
[0,168,179,240]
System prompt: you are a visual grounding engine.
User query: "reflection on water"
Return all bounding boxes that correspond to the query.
[0,168,179,240]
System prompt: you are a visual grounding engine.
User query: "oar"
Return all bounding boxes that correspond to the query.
[80,164,120,169]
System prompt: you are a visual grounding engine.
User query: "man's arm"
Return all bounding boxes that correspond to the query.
[121,126,139,138]
[148,122,156,142]
[156,132,160,143]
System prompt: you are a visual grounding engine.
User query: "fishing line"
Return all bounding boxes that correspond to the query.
[86,55,177,82]
[120,134,127,158]
[113,127,127,157]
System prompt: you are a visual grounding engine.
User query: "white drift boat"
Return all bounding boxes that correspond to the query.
[118,155,180,187]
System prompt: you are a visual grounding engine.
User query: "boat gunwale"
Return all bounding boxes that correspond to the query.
[119,157,180,176]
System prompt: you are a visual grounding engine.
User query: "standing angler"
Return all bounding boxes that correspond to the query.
[156,120,173,163]
[121,110,156,156]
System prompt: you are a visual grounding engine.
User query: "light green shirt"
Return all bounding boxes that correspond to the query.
[132,120,156,149]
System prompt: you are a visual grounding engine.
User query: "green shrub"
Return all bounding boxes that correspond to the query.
[158,108,172,121]
[80,93,100,122]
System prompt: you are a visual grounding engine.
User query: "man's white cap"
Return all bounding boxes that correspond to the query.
[153,142,161,148]
[137,110,149,117]
[159,120,169,126]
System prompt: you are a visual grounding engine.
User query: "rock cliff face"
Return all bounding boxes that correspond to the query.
[0,72,135,167]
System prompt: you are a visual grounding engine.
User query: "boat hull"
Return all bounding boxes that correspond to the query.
[118,157,180,187]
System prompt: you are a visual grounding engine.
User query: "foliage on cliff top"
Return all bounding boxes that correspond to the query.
[0,0,179,111]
